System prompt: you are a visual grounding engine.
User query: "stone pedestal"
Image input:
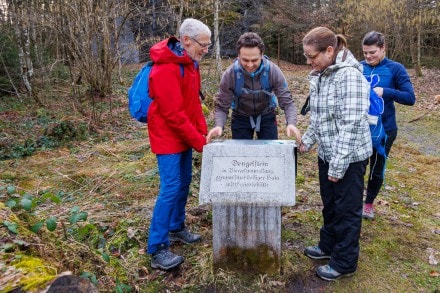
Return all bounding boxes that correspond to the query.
[199,140,296,275]
[212,205,281,275]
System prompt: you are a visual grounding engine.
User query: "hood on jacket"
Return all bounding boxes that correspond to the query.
[149,37,193,65]
[323,48,363,76]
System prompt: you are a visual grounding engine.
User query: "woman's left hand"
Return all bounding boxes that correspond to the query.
[328,176,339,182]
[373,87,384,97]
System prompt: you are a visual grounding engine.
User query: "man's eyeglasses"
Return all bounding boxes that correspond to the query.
[189,37,212,49]
[303,51,321,60]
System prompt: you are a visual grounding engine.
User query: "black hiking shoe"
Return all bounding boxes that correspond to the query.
[151,245,184,270]
[169,228,202,244]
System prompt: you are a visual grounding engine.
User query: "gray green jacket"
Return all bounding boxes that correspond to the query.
[301,49,372,179]
[214,57,297,128]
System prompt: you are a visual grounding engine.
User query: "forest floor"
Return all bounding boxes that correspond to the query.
[0,61,439,292]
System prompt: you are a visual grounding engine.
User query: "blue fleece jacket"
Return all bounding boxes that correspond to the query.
[361,57,416,132]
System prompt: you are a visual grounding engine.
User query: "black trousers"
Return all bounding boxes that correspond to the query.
[366,129,398,204]
[317,157,368,274]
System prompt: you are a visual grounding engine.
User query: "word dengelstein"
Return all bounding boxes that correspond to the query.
[231,160,269,168]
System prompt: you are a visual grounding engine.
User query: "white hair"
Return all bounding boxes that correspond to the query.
[179,18,211,39]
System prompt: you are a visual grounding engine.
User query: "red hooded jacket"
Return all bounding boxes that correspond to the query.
[147,37,207,154]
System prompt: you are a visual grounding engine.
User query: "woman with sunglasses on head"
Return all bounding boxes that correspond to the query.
[299,27,372,281]
[361,31,416,220]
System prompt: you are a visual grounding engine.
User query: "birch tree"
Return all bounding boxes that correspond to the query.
[6,0,35,101]
[213,0,222,80]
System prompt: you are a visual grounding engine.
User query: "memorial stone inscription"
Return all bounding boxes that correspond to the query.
[200,139,296,206]
[210,157,283,193]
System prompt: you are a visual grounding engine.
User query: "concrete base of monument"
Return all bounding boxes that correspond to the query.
[212,205,281,275]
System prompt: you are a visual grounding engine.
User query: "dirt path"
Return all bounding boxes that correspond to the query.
[398,114,440,157]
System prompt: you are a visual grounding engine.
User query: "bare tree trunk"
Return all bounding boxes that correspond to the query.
[0,54,20,98]
[152,0,157,36]
[277,34,280,66]
[7,0,45,105]
[415,6,423,77]
[410,2,423,78]
[214,0,222,81]
[292,36,297,65]
[9,1,32,95]
[176,0,184,37]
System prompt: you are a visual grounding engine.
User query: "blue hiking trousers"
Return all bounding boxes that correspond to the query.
[147,149,192,254]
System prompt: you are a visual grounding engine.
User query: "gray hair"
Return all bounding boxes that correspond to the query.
[179,18,211,39]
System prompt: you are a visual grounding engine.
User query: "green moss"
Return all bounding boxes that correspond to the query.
[0,171,17,180]
[295,174,305,185]
[281,227,301,242]
[214,244,280,276]
[13,255,57,291]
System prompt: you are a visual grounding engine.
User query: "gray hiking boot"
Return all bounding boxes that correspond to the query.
[304,246,331,260]
[169,228,202,244]
[151,245,184,270]
[316,265,355,281]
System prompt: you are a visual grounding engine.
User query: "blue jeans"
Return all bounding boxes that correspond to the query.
[231,111,278,139]
[147,149,192,254]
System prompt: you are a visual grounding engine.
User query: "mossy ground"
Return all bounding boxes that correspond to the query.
[0,62,439,292]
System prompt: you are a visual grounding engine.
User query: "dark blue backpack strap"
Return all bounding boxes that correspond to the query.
[233,59,244,98]
[232,59,243,110]
[260,56,271,91]
[260,57,277,109]
[179,64,184,77]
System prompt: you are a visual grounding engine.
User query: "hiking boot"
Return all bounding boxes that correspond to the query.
[169,228,202,244]
[304,246,331,260]
[362,203,375,219]
[151,245,184,271]
[316,265,355,281]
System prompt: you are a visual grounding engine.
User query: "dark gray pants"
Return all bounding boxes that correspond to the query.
[317,157,368,274]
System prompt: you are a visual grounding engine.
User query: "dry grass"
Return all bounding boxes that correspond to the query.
[0,62,439,292]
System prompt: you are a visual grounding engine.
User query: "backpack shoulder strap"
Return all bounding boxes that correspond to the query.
[260,56,271,91]
[179,63,184,77]
[233,59,244,97]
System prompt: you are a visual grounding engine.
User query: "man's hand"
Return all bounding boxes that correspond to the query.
[328,176,339,183]
[286,124,301,142]
[207,126,223,143]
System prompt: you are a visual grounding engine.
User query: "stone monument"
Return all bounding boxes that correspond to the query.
[199,139,296,275]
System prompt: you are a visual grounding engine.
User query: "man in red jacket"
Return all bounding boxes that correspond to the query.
[146,18,211,270]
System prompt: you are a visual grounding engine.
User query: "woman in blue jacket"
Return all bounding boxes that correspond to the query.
[361,31,416,219]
